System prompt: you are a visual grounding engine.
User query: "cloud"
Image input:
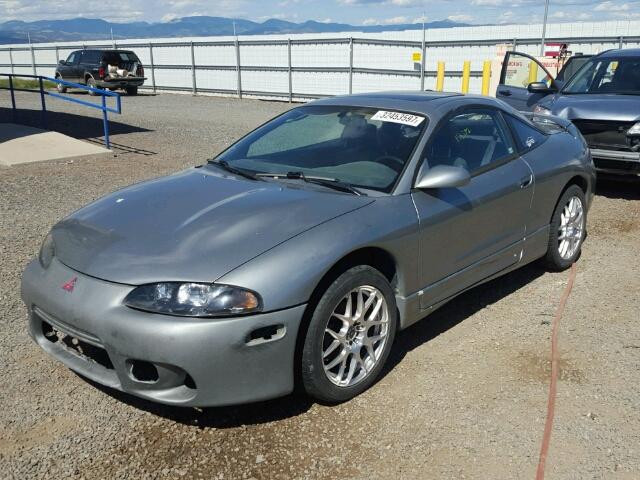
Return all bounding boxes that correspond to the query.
[594,1,633,11]
[338,0,422,6]
[361,15,414,25]
[448,14,473,22]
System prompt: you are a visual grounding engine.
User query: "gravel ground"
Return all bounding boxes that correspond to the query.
[1,91,639,480]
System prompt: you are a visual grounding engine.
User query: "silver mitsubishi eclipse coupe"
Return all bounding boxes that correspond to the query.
[21,91,595,407]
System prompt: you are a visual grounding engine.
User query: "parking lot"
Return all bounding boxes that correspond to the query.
[1,91,639,479]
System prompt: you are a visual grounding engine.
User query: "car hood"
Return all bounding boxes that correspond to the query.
[51,167,372,285]
[545,94,640,122]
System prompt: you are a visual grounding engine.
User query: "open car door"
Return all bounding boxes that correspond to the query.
[497,51,559,111]
[555,54,593,87]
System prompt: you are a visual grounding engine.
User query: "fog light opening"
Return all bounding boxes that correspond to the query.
[184,374,197,390]
[130,360,159,383]
[42,321,58,343]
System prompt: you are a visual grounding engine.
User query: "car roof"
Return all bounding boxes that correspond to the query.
[308,91,467,115]
[82,49,135,54]
[596,48,640,58]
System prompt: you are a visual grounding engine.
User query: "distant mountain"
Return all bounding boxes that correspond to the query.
[0,16,470,44]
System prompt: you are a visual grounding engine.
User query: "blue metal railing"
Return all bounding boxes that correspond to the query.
[0,73,122,149]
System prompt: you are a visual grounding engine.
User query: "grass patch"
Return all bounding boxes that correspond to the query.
[0,78,57,90]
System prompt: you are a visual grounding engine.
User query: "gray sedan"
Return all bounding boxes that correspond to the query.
[21,91,595,407]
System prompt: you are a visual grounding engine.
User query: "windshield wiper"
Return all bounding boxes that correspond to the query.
[207,159,262,181]
[256,171,363,196]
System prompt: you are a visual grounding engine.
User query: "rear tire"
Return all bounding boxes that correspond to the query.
[301,266,397,404]
[126,86,138,96]
[542,184,587,271]
[87,77,100,96]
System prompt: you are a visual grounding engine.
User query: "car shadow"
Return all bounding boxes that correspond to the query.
[80,375,314,428]
[595,174,640,200]
[78,262,545,428]
[384,261,546,375]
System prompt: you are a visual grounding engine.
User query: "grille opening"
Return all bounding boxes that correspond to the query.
[42,320,114,370]
[130,360,159,383]
[184,374,197,390]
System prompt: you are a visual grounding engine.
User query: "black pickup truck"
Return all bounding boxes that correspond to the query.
[55,49,146,95]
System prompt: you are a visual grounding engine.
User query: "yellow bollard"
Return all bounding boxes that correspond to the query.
[481,60,491,96]
[528,61,539,85]
[461,61,471,94]
[436,62,445,92]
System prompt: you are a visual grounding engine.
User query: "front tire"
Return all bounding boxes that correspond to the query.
[55,75,67,93]
[301,266,397,404]
[126,86,138,95]
[543,185,587,271]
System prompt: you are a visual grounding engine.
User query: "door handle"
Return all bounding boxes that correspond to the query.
[520,174,533,188]
[498,90,512,96]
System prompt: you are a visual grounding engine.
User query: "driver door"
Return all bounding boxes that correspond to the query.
[412,107,534,309]
[59,51,80,83]
[497,51,558,111]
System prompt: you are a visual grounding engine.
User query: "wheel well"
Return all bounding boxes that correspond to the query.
[549,175,589,224]
[292,247,398,391]
[565,175,588,195]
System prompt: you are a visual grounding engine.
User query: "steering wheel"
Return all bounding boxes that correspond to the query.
[374,155,405,173]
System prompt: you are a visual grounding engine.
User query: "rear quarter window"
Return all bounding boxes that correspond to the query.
[506,115,548,153]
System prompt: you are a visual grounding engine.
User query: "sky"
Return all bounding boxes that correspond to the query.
[1,0,639,25]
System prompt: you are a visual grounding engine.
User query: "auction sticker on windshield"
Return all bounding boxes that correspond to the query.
[371,110,425,127]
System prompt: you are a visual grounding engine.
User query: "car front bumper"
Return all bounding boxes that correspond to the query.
[591,148,640,175]
[21,258,305,407]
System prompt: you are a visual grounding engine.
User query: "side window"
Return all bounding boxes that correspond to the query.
[82,51,100,64]
[426,109,516,172]
[505,115,547,153]
[503,52,553,88]
[66,52,78,64]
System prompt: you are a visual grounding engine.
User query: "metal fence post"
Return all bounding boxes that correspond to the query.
[348,37,354,95]
[235,39,242,99]
[420,34,426,91]
[30,43,37,75]
[55,46,59,64]
[102,94,110,149]
[149,43,156,93]
[287,39,293,103]
[38,76,47,128]
[9,76,16,122]
[513,38,517,51]
[619,36,624,49]
[9,48,14,74]
[190,41,197,95]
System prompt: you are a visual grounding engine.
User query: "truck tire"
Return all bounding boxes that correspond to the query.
[87,77,100,96]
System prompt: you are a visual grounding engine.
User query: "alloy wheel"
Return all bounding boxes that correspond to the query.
[322,285,390,387]
[558,195,584,260]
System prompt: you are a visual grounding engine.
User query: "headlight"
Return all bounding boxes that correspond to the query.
[533,105,552,115]
[124,282,262,317]
[38,232,55,269]
[627,122,640,136]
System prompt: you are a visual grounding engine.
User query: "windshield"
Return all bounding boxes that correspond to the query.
[216,105,426,193]
[563,56,640,95]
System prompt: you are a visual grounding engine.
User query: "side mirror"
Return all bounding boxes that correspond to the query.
[527,81,556,94]
[58,60,66,66]
[415,165,471,190]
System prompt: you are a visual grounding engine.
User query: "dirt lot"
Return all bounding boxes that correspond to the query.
[1,91,639,479]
